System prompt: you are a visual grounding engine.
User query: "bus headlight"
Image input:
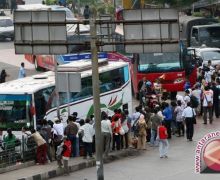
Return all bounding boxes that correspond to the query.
[174,78,184,84]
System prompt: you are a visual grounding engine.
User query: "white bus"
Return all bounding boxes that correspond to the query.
[0,59,132,132]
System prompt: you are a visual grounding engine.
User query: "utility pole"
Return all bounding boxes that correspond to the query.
[90,18,104,180]
[54,55,60,119]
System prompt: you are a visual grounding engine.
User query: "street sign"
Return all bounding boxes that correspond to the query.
[14,10,68,55]
[57,72,81,92]
[123,8,179,53]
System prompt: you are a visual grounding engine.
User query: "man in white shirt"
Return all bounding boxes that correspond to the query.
[80,118,95,159]
[182,102,196,141]
[192,83,202,114]
[184,89,191,106]
[101,111,112,156]
[202,86,213,124]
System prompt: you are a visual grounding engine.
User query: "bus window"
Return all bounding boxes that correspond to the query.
[192,28,198,41]
[0,95,32,130]
[34,86,55,122]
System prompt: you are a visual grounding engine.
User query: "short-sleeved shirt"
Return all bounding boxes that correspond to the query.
[158,126,167,139]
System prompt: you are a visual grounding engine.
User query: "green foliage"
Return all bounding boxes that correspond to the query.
[46,0,56,5]
[192,11,203,17]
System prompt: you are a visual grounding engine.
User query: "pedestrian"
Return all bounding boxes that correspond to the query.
[101,111,112,157]
[137,77,147,105]
[150,108,161,146]
[137,114,147,150]
[79,118,95,159]
[162,102,173,139]
[191,83,202,115]
[52,118,64,157]
[157,121,169,158]
[212,79,220,118]
[18,62,26,79]
[120,112,129,149]
[202,85,213,124]
[184,89,191,105]
[83,5,91,19]
[30,128,47,164]
[174,100,185,137]
[3,128,16,164]
[65,116,78,157]
[111,116,121,151]
[57,136,71,175]
[72,116,80,157]
[40,119,53,162]
[0,69,9,83]
[182,102,196,141]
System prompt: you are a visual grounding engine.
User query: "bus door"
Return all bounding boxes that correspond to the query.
[183,48,199,84]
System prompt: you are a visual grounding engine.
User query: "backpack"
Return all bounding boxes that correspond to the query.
[190,95,199,108]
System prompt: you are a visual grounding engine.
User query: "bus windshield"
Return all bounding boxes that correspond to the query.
[0,94,32,130]
[199,27,220,47]
[138,52,182,73]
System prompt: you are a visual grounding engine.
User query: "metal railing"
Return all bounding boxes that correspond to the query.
[0,136,37,168]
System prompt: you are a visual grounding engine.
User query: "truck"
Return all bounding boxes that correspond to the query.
[179,16,220,48]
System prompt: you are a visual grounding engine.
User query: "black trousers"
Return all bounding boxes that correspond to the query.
[176,121,185,136]
[164,120,172,139]
[120,133,128,149]
[83,142,93,157]
[112,134,120,150]
[185,118,194,140]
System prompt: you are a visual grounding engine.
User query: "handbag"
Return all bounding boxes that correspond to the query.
[192,108,196,124]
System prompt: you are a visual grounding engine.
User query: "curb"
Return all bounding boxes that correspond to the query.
[17,149,141,180]
[0,161,35,174]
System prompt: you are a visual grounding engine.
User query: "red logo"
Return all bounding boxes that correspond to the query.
[203,139,220,171]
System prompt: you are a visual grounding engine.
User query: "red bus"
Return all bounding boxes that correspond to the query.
[113,25,198,98]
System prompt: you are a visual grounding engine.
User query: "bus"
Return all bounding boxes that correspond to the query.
[114,24,198,98]
[0,59,132,133]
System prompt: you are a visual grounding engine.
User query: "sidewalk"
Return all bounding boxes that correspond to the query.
[0,149,141,180]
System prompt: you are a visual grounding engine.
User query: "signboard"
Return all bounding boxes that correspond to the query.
[123,8,179,53]
[14,10,67,55]
[57,72,81,92]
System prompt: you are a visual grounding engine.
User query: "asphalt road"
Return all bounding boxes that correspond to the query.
[0,41,38,81]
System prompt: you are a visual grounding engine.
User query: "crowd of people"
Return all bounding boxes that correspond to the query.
[2,59,220,173]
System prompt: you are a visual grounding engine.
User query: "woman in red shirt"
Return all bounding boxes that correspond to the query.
[157,121,169,158]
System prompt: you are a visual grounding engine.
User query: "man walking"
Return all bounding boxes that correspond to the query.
[202,86,213,124]
[18,62,26,79]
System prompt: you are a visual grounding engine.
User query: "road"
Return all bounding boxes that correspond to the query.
[0,41,38,81]
[53,118,220,180]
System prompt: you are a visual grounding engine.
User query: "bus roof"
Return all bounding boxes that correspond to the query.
[0,61,128,95]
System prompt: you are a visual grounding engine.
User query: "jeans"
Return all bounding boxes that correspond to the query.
[176,121,185,136]
[185,118,194,140]
[203,106,213,123]
[159,139,169,157]
[120,133,129,149]
[83,142,93,157]
[150,129,158,146]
